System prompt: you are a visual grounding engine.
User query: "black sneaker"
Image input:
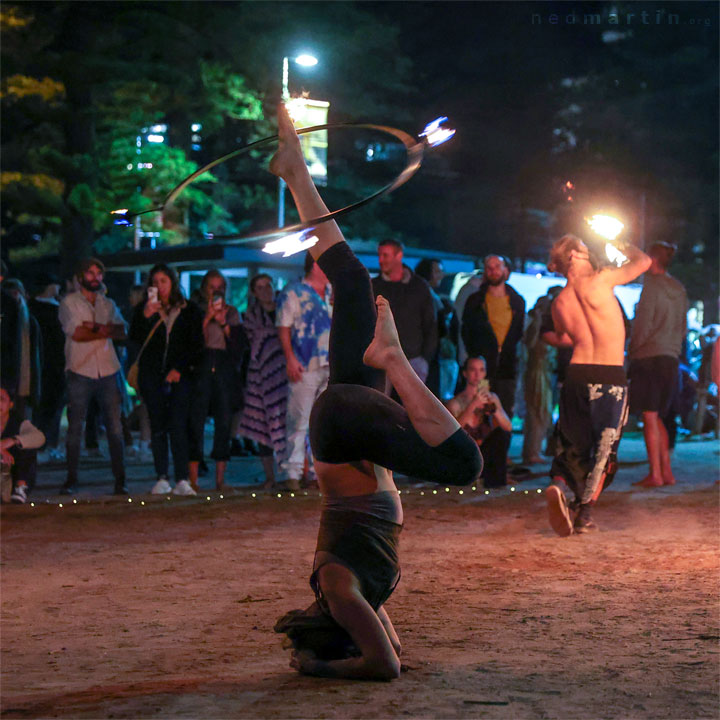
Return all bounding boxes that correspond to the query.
[11,485,28,504]
[573,504,597,533]
[113,480,129,495]
[60,482,78,495]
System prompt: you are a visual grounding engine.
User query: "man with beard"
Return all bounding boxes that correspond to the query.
[461,255,526,419]
[58,258,128,495]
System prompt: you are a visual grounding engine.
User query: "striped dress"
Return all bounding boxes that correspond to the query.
[237,300,288,455]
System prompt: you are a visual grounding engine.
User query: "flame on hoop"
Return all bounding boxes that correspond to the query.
[262,229,319,257]
[587,214,624,241]
[420,117,456,147]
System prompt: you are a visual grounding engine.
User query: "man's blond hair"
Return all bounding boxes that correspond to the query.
[547,234,584,276]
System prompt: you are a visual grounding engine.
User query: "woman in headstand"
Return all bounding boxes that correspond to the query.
[272,104,482,680]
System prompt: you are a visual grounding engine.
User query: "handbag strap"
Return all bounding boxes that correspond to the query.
[135,317,164,364]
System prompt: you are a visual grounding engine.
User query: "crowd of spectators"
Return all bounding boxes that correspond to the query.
[0,239,716,503]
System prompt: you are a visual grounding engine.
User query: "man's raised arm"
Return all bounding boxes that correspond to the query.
[604,244,651,287]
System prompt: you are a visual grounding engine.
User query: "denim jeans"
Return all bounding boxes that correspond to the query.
[65,371,125,484]
[140,374,192,481]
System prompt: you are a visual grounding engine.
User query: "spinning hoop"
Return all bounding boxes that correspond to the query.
[116,119,453,244]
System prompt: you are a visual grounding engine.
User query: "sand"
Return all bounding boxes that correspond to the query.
[1,481,718,719]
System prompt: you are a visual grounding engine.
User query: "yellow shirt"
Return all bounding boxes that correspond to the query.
[484,293,512,351]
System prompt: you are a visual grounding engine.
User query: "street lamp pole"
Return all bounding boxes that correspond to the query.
[278,57,291,227]
[278,53,318,228]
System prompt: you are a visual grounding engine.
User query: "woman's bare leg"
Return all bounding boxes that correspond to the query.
[364,297,461,447]
[269,103,344,260]
[271,103,459,448]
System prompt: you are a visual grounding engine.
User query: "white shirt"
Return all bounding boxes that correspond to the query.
[59,291,126,378]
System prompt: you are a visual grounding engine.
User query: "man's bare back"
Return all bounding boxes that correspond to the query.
[550,240,651,366]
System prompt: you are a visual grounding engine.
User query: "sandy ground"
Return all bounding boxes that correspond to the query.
[2,441,719,719]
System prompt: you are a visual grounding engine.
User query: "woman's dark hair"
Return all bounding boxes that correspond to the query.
[462,355,487,372]
[148,263,184,307]
[250,273,273,295]
[200,269,227,299]
[415,258,441,283]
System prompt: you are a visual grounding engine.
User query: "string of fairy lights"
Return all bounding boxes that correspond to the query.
[21,484,546,509]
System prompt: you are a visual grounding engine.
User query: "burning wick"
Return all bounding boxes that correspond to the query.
[110,208,132,227]
[262,229,319,257]
[420,117,456,147]
[587,214,624,241]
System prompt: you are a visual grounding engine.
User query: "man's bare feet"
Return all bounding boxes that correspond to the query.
[268,103,304,181]
[633,475,663,488]
[363,296,403,370]
[662,473,676,486]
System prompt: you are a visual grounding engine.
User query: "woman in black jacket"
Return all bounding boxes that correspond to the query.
[129,264,203,496]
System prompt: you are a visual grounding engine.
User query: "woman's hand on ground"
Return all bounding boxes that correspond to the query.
[290,649,321,675]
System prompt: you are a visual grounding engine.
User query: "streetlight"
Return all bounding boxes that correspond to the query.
[279,53,319,226]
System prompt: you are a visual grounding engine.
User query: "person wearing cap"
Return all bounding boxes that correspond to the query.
[58,258,128,495]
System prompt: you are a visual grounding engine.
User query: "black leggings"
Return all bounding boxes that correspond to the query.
[309,243,481,485]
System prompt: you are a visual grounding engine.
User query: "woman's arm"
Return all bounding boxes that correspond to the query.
[488,393,512,432]
[292,564,400,681]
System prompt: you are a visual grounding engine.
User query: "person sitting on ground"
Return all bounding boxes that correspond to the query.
[271,103,481,681]
[1,386,45,504]
[446,356,512,488]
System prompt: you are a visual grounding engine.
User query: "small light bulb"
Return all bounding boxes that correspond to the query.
[290,493,295,498]
[141,501,145,505]
[433,490,438,495]
[219,494,224,499]
[510,487,516,492]
[251,493,256,498]
[459,490,464,495]
[59,503,63,508]
[206,496,211,501]
[445,487,450,493]
[420,491,425,496]
[128,498,132,502]
[537,489,542,494]
[277,493,282,498]
[484,490,489,495]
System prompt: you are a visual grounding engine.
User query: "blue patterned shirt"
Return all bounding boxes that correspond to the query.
[276,281,332,372]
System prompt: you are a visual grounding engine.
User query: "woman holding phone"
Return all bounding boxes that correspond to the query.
[188,270,245,491]
[446,356,512,488]
[129,264,203,495]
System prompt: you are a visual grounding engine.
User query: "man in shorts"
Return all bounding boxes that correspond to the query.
[544,235,651,535]
[628,242,688,488]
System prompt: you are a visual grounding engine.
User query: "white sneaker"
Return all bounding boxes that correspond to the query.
[172,479,197,496]
[151,478,172,494]
[11,485,28,504]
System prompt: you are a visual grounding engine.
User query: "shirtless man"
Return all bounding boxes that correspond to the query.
[271,104,481,679]
[544,234,650,536]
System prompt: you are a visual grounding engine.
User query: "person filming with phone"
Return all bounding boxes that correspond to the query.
[446,356,512,488]
[129,263,203,496]
[188,269,247,492]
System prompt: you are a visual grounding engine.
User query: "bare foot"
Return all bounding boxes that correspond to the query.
[633,475,663,488]
[662,473,676,486]
[363,296,403,370]
[269,103,304,181]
